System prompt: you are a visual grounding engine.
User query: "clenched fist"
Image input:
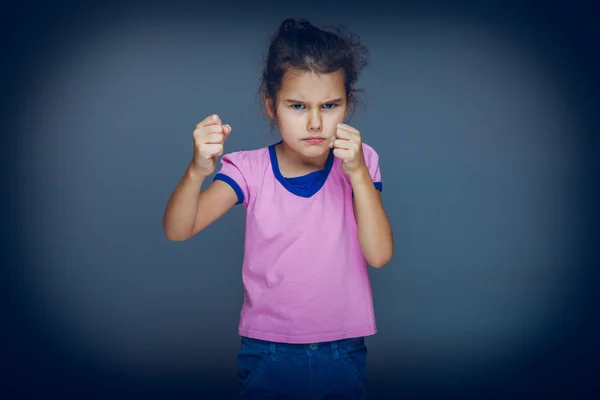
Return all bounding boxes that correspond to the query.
[191,114,231,177]
[329,122,367,177]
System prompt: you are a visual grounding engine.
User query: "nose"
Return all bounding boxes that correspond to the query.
[307,111,322,132]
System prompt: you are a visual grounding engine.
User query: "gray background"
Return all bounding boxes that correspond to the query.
[4,1,598,399]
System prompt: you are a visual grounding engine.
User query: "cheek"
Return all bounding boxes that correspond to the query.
[277,111,301,128]
[276,116,298,138]
[326,114,345,130]
[329,108,346,121]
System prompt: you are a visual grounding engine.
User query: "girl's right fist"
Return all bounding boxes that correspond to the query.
[191,114,232,177]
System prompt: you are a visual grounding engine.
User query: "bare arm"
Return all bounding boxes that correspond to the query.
[351,169,394,268]
[162,113,237,241]
[162,164,237,241]
[332,123,394,268]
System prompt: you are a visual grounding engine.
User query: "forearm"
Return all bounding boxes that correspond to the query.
[350,168,394,268]
[163,163,205,241]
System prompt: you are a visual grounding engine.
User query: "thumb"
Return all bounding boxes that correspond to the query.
[223,124,232,138]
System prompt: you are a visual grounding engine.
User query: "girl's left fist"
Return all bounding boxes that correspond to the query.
[329,123,367,175]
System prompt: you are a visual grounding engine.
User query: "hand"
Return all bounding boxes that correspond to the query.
[191,114,231,177]
[329,123,367,176]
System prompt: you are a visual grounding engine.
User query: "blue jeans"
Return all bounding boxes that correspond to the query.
[236,336,368,399]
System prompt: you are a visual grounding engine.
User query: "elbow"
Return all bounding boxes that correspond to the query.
[367,247,394,269]
[165,233,188,242]
[163,225,193,242]
[369,257,391,269]
[164,230,187,241]
[162,211,198,241]
[360,226,394,268]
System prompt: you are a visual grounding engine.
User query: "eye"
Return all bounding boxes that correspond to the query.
[322,103,337,109]
[291,104,305,110]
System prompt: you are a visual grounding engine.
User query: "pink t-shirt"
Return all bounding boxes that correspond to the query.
[213,140,383,344]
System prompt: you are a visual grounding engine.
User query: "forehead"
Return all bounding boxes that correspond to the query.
[279,69,346,101]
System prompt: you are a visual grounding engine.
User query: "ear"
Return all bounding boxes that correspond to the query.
[263,92,276,120]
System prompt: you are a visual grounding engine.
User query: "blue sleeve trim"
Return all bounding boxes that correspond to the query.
[213,173,244,205]
[352,181,383,197]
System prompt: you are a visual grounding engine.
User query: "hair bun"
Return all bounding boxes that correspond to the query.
[296,19,311,30]
[279,18,312,36]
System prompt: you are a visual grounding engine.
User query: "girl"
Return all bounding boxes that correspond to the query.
[163,18,393,399]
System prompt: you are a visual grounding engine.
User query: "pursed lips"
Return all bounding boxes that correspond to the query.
[303,137,326,144]
[303,136,327,140]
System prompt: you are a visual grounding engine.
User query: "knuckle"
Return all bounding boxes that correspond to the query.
[194,129,207,138]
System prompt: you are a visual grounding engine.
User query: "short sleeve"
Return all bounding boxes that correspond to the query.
[363,143,383,192]
[212,151,250,206]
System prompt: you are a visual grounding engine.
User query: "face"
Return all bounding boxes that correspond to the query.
[265,69,349,160]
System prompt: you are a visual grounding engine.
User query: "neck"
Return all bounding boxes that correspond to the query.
[277,140,329,175]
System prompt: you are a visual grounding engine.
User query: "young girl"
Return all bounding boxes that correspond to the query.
[163,18,393,399]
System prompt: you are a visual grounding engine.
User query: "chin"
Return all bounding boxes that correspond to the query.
[301,144,329,158]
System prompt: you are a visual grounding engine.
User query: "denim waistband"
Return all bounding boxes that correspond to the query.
[241,336,365,354]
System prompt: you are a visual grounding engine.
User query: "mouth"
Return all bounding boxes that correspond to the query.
[303,137,326,144]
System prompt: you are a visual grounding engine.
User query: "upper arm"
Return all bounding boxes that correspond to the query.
[191,151,250,235]
[362,142,382,189]
[191,180,238,235]
[352,143,383,218]
[352,188,382,220]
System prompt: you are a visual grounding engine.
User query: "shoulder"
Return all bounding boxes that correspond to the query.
[361,141,380,163]
[219,145,271,173]
[221,145,269,162]
[361,141,377,153]
[359,141,382,183]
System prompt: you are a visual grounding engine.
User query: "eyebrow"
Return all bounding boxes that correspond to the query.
[284,98,343,104]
